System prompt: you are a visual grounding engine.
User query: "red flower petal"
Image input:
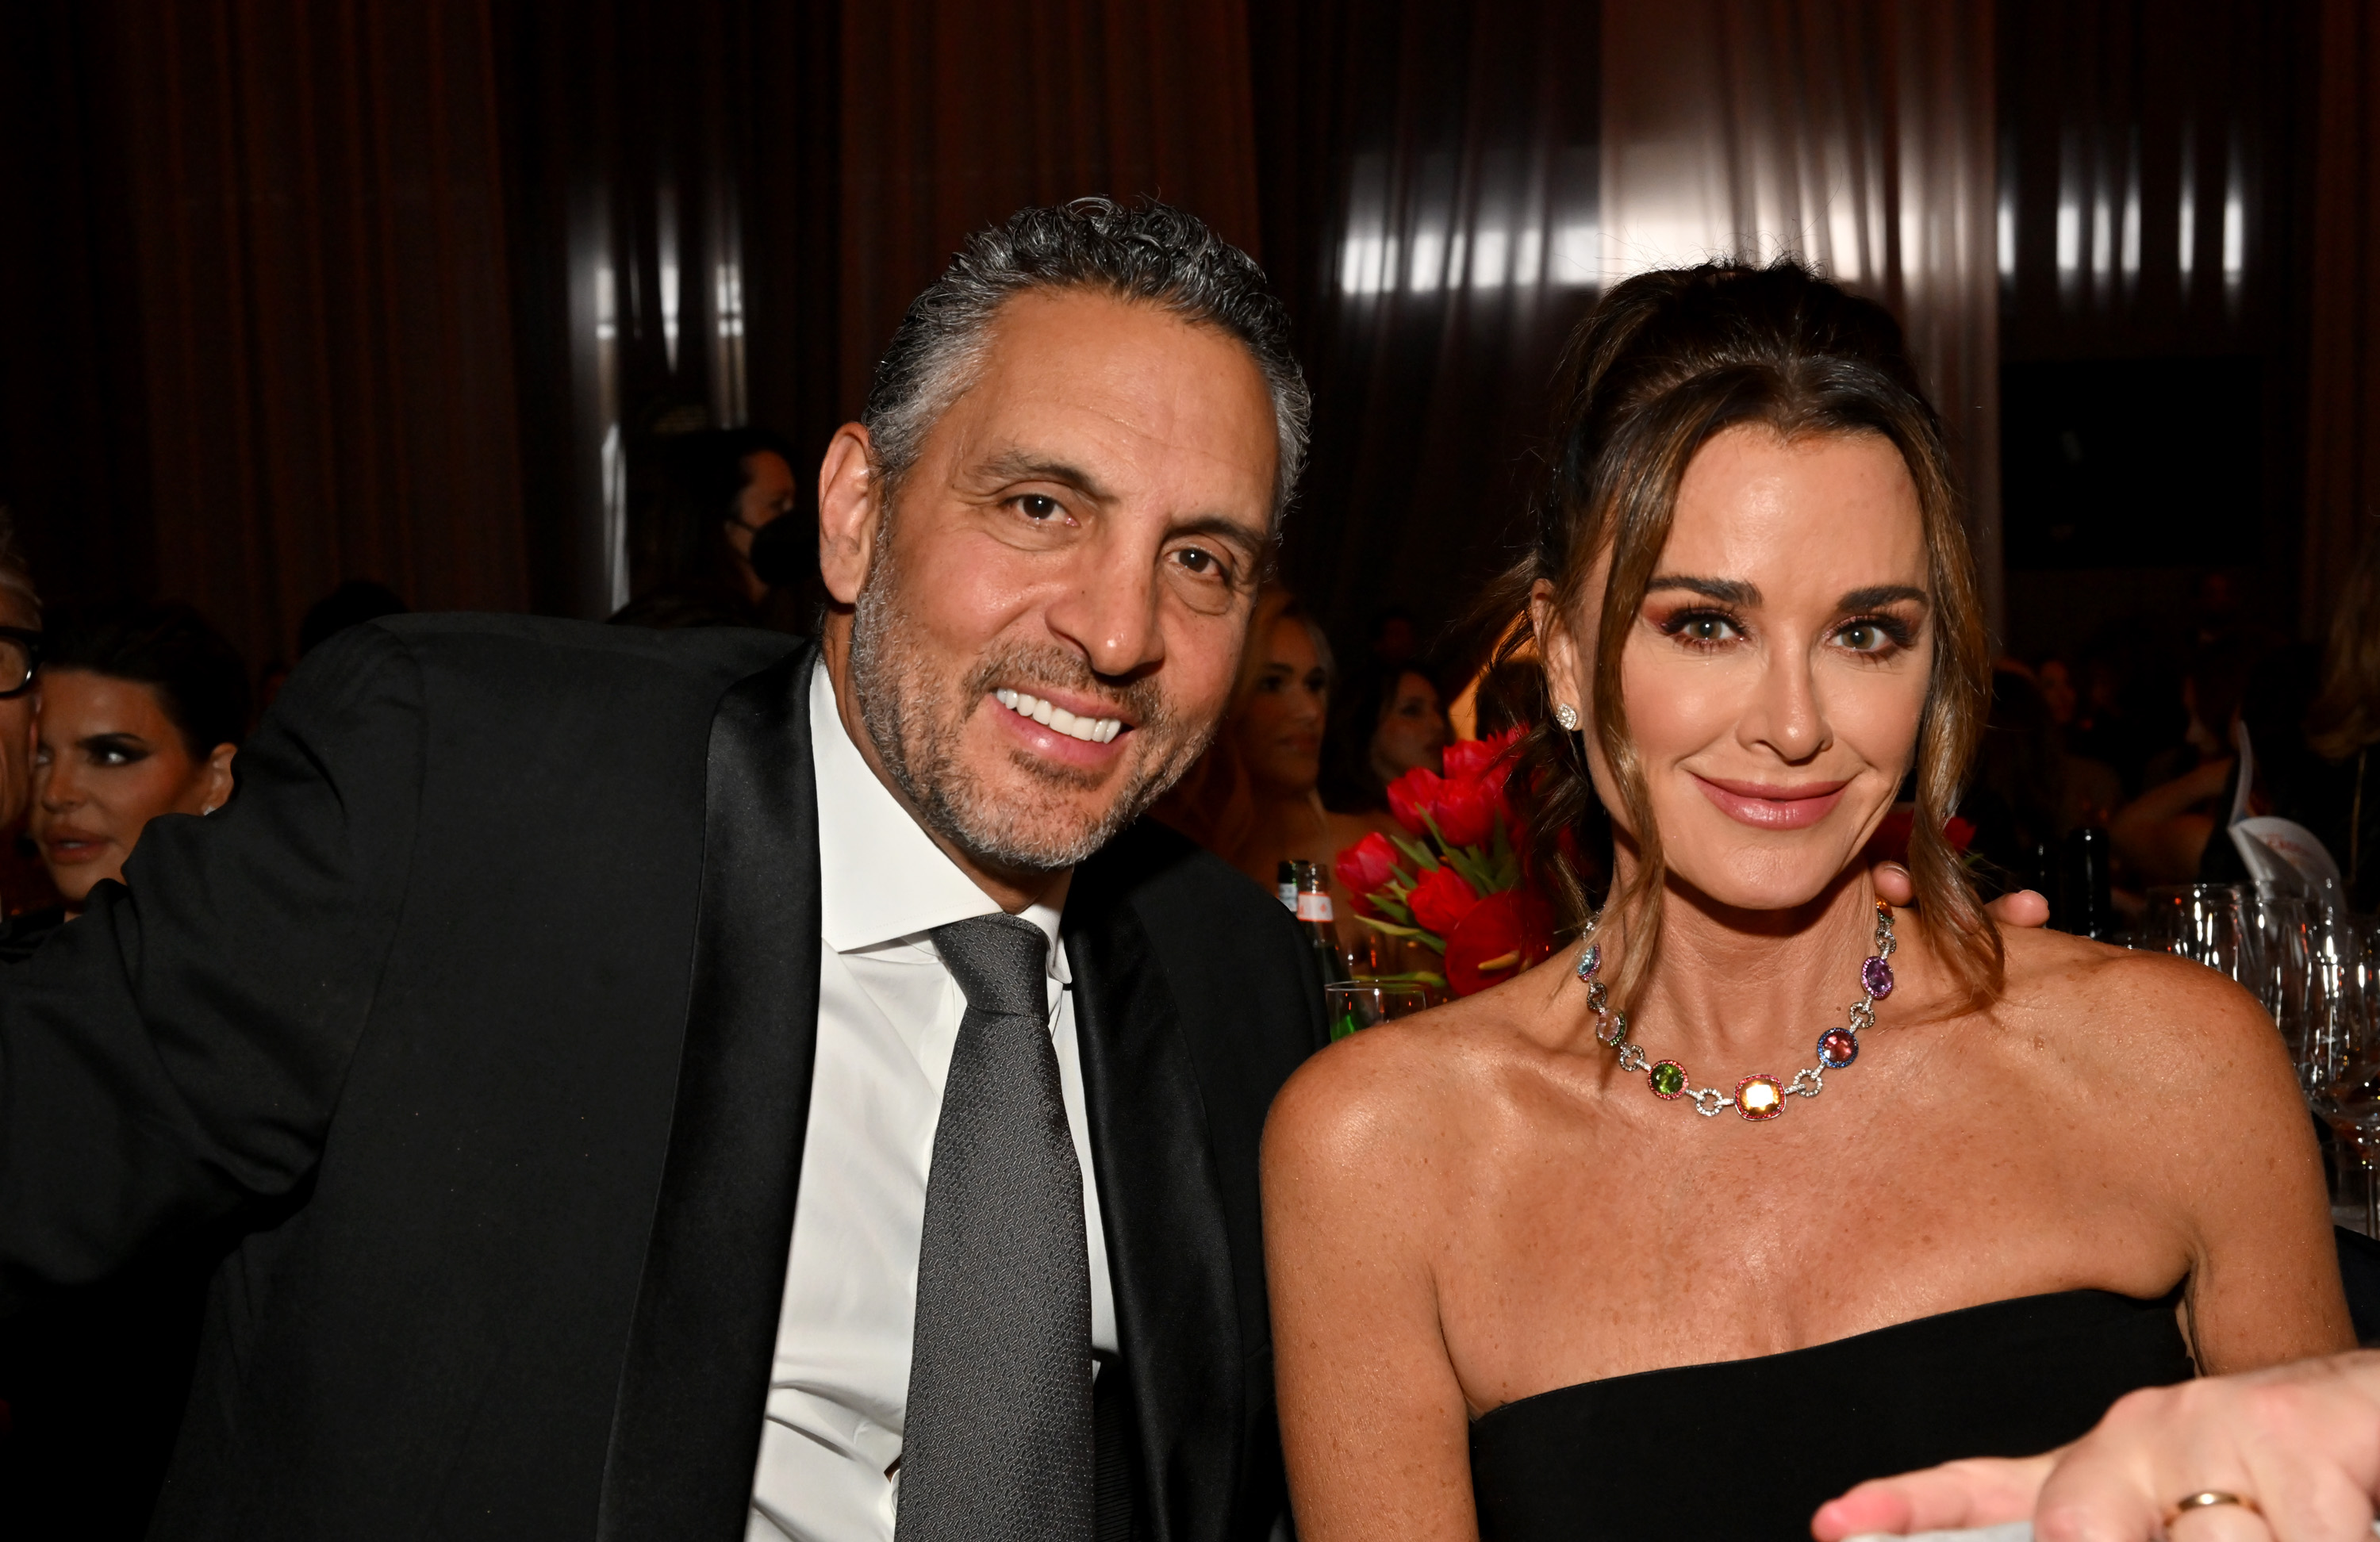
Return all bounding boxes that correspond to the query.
[1444,888,1557,997]
[1407,864,1481,935]
[1386,767,1445,837]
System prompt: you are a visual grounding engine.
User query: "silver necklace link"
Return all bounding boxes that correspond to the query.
[1575,900,1896,1123]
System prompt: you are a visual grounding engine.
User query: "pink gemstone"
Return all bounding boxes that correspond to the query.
[1861,957,1894,999]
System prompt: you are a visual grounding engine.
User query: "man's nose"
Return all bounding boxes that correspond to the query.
[1042,546,1166,679]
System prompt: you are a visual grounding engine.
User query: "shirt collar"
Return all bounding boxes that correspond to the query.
[810,658,1068,975]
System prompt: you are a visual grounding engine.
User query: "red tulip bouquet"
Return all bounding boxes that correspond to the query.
[1333,727,1557,1003]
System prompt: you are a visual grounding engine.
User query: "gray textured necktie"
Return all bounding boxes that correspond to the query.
[896,914,1093,1542]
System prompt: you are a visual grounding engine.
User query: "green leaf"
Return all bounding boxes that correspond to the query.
[1355,915,1429,939]
[1388,831,1441,872]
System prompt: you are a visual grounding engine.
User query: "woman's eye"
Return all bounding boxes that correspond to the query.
[1835,619,1901,654]
[1668,612,1741,645]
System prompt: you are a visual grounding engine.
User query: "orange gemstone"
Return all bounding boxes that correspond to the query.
[1734,1074,1785,1121]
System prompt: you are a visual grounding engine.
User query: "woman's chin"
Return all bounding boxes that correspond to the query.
[1664,846,1868,917]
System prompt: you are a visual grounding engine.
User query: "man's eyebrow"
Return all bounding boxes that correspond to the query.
[1645,574,1760,605]
[973,449,1116,504]
[1839,584,1930,611]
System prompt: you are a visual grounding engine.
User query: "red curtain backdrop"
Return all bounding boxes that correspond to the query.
[836,0,1265,417]
[2304,0,2380,629]
[106,0,528,666]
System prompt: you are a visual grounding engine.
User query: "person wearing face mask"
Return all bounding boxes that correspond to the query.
[611,425,820,632]
[1263,262,2347,1542]
[1156,587,1388,939]
[30,604,245,917]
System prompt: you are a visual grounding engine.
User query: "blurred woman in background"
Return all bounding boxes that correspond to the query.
[1323,662,1451,815]
[1157,587,1385,938]
[32,603,248,915]
[2302,535,2380,911]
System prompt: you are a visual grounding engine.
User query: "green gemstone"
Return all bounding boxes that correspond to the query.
[1649,1061,1687,1097]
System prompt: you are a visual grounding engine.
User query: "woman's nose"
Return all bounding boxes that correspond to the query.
[1746,651,1827,761]
[38,757,79,809]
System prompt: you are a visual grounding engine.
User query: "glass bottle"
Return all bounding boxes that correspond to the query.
[1294,861,1353,985]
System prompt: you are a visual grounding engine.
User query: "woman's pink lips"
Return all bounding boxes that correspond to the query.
[1691,774,1850,830]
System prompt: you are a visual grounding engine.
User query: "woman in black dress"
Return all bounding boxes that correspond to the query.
[1261,262,2352,1541]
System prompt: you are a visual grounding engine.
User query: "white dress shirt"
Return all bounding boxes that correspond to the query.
[746,661,1118,1542]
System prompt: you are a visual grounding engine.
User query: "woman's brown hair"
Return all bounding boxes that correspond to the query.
[1154,585,1334,857]
[1480,259,2000,1006]
[2306,531,2380,763]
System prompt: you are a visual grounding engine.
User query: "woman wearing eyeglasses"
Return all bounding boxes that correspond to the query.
[30,603,248,915]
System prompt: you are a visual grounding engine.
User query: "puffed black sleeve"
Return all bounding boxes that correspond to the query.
[0,621,424,1310]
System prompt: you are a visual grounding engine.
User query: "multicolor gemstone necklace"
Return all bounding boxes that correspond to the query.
[1574,900,1897,1122]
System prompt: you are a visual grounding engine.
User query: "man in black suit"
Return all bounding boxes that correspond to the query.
[0,199,1322,1540]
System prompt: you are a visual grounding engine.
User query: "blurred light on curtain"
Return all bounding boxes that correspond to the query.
[1599,0,2003,634]
[2301,0,2380,633]
[1253,0,1602,649]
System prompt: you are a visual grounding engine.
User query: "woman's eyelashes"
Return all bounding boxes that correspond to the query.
[1656,607,1745,650]
[1650,605,1917,658]
[1832,612,1917,657]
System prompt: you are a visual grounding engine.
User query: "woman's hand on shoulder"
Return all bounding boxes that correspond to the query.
[1262,1013,1491,1541]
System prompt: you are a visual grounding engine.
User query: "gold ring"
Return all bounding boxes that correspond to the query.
[2166,1491,2259,1528]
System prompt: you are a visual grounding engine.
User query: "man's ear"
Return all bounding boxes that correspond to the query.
[1530,578,1586,722]
[816,424,882,606]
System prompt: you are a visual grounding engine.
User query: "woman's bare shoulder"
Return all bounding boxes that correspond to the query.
[1990,923,2282,1083]
[1263,988,1538,1193]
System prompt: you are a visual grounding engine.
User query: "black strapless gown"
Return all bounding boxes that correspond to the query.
[1470,1289,2194,1542]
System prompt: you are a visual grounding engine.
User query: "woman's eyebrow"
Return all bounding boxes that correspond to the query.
[1838,584,1929,611]
[1645,574,1760,605]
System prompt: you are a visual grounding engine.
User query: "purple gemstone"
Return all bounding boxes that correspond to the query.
[1818,1027,1859,1068]
[1577,943,1602,980]
[1861,956,1894,999]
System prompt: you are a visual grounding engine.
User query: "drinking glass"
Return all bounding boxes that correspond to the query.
[2299,905,2368,1098]
[2142,884,2252,983]
[2327,1047,2380,1237]
[1325,981,1434,1041]
[2239,891,2312,1067]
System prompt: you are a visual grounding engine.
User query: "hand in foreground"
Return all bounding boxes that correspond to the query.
[1869,861,2050,930]
[1811,1354,2380,1541]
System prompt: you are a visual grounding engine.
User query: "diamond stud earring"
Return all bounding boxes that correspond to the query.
[1553,702,1580,731]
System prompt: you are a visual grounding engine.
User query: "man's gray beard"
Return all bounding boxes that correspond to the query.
[847,558,1215,876]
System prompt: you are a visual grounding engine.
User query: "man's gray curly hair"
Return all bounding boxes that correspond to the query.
[861,198,1311,524]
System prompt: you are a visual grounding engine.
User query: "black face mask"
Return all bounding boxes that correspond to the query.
[741,513,813,592]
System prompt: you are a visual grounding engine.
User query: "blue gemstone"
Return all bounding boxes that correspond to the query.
[1576,943,1602,980]
[1818,1027,1859,1068]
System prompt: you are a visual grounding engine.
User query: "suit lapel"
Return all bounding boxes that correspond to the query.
[1068,884,1241,1542]
[597,646,823,1540]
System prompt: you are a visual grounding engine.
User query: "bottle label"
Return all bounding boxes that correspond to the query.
[1296,893,1334,923]
[1277,885,1298,912]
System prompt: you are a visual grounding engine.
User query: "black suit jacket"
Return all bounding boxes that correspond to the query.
[0,615,1325,1540]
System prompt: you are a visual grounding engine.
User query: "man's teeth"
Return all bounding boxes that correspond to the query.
[993,688,1123,744]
